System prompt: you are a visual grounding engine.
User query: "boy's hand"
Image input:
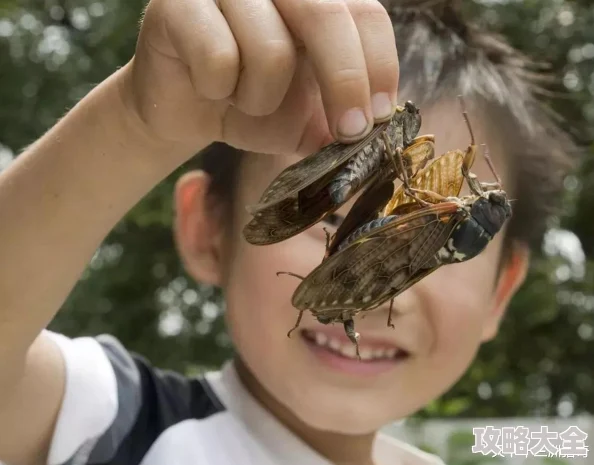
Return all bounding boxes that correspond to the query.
[127,0,400,155]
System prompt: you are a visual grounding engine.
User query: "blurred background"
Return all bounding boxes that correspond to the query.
[1,0,593,463]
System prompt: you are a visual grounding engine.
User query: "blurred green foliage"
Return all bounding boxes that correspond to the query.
[1,0,593,420]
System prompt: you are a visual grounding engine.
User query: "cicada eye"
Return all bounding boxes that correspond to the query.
[487,190,506,206]
[404,101,418,113]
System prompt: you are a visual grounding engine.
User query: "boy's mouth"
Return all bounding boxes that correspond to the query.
[300,328,409,363]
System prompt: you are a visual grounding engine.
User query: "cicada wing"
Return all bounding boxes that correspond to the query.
[360,264,443,314]
[242,193,336,245]
[326,177,395,257]
[325,136,436,254]
[291,202,464,311]
[383,149,465,216]
[401,135,436,179]
[246,121,391,214]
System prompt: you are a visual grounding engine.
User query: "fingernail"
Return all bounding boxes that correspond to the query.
[390,92,399,107]
[338,108,369,138]
[371,92,393,120]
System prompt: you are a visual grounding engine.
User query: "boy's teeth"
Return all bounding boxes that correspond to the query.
[315,332,328,346]
[329,338,341,351]
[304,330,401,361]
[373,348,386,358]
[359,347,374,360]
[339,343,358,358]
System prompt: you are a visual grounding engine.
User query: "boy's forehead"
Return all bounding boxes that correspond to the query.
[241,100,509,215]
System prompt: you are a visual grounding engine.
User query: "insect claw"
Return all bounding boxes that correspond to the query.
[287,310,304,338]
[387,298,396,329]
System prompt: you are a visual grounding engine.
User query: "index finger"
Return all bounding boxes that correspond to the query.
[273,0,374,143]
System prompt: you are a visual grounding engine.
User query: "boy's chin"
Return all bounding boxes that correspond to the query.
[283,386,413,435]
[291,399,404,435]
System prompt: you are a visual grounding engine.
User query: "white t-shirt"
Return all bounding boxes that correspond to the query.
[44,330,446,465]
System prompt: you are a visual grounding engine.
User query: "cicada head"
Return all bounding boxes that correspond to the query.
[402,101,422,145]
[469,190,513,237]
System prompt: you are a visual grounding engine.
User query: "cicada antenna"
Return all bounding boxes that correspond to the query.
[458,95,475,147]
[481,143,503,187]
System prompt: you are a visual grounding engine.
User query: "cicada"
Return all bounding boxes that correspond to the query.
[284,188,511,358]
[317,96,493,261]
[242,101,436,245]
[278,98,511,358]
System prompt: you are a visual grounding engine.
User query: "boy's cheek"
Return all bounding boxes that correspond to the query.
[419,255,501,358]
[225,232,324,331]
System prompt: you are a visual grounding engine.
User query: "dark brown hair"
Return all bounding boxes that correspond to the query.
[184,0,578,254]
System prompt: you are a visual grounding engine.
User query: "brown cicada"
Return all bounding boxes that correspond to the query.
[278,98,511,358]
[316,96,494,262]
[242,101,435,245]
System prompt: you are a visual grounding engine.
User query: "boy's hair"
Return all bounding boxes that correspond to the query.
[187,0,578,255]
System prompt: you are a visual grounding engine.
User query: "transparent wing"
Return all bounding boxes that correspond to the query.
[242,193,336,245]
[292,202,464,311]
[401,136,436,179]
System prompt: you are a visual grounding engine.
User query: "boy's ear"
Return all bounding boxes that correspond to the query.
[173,170,224,287]
[481,243,531,342]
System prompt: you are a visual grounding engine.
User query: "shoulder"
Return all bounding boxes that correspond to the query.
[44,330,227,465]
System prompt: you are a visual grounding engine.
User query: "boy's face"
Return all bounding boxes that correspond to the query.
[175,100,529,434]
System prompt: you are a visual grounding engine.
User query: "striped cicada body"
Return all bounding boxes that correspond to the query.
[242,101,436,245]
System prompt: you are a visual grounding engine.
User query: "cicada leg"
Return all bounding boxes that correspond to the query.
[343,317,361,360]
[480,143,503,188]
[407,188,448,204]
[381,133,409,185]
[466,172,484,196]
[322,227,335,259]
[480,181,502,192]
[458,96,483,196]
[460,142,482,195]
[382,133,434,208]
[287,310,305,338]
[387,298,395,329]
[459,98,504,194]
[276,271,305,280]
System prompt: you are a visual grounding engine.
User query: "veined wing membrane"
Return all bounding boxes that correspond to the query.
[292,202,465,311]
[383,149,465,216]
[246,120,391,214]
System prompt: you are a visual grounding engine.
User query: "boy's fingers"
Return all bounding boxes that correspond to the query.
[161,0,240,100]
[346,0,399,122]
[273,0,374,143]
[218,0,297,116]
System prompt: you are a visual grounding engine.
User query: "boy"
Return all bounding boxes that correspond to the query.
[0,0,575,464]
